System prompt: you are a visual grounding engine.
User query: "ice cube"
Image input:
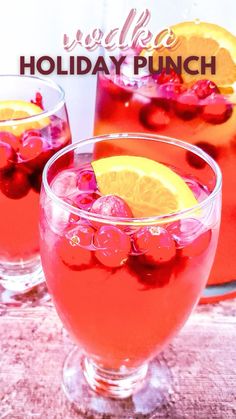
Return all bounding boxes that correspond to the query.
[51,170,78,198]
[116,58,150,89]
[44,198,70,235]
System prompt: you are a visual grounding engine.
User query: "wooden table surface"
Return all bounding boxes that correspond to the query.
[0,299,236,419]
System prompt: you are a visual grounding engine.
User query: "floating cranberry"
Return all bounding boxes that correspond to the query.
[191,79,219,99]
[133,226,176,265]
[0,141,16,172]
[106,79,132,102]
[202,94,233,124]
[186,151,204,169]
[94,225,131,268]
[19,136,52,170]
[77,168,97,192]
[0,132,20,151]
[186,142,218,169]
[66,224,95,248]
[31,92,44,110]
[196,142,218,159]
[153,68,183,85]
[20,136,44,160]
[29,171,42,193]
[139,103,170,130]
[91,195,133,219]
[58,236,92,270]
[74,192,100,211]
[174,92,200,120]
[0,168,30,199]
[129,255,174,288]
[181,229,212,257]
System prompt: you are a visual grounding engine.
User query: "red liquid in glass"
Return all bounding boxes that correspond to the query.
[94,73,236,289]
[0,117,71,265]
[40,164,218,369]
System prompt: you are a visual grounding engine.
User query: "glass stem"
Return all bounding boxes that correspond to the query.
[82,356,149,399]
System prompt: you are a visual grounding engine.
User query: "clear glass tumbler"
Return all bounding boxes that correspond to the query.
[40,133,221,417]
[0,75,71,306]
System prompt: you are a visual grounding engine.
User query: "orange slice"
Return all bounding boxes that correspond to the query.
[0,100,50,136]
[143,21,236,86]
[92,156,197,218]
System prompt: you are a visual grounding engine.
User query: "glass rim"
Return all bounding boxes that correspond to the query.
[0,74,65,126]
[42,133,222,226]
[100,72,236,102]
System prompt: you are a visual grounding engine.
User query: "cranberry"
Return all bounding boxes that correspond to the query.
[202,143,219,160]
[31,92,44,110]
[129,255,174,288]
[186,150,206,169]
[20,136,44,160]
[66,224,95,248]
[0,141,16,172]
[29,171,42,193]
[133,226,176,265]
[186,142,218,169]
[180,229,212,257]
[139,103,170,130]
[153,68,183,85]
[174,92,200,120]
[94,225,131,268]
[77,169,97,192]
[194,142,218,159]
[202,94,233,124]
[19,136,51,170]
[0,168,30,199]
[191,79,219,99]
[0,132,20,151]
[106,79,132,102]
[91,195,133,219]
[58,236,92,270]
[74,192,100,211]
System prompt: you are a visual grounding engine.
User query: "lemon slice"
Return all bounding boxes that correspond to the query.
[142,21,236,86]
[92,156,198,218]
[0,100,50,136]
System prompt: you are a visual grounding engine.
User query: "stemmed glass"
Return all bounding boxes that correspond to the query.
[0,75,71,306]
[40,133,221,417]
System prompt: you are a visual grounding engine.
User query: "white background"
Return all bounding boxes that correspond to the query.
[1,0,236,141]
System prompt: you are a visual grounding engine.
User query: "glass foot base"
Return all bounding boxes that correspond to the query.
[0,281,50,308]
[62,347,173,418]
[200,280,236,304]
[0,257,50,307]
